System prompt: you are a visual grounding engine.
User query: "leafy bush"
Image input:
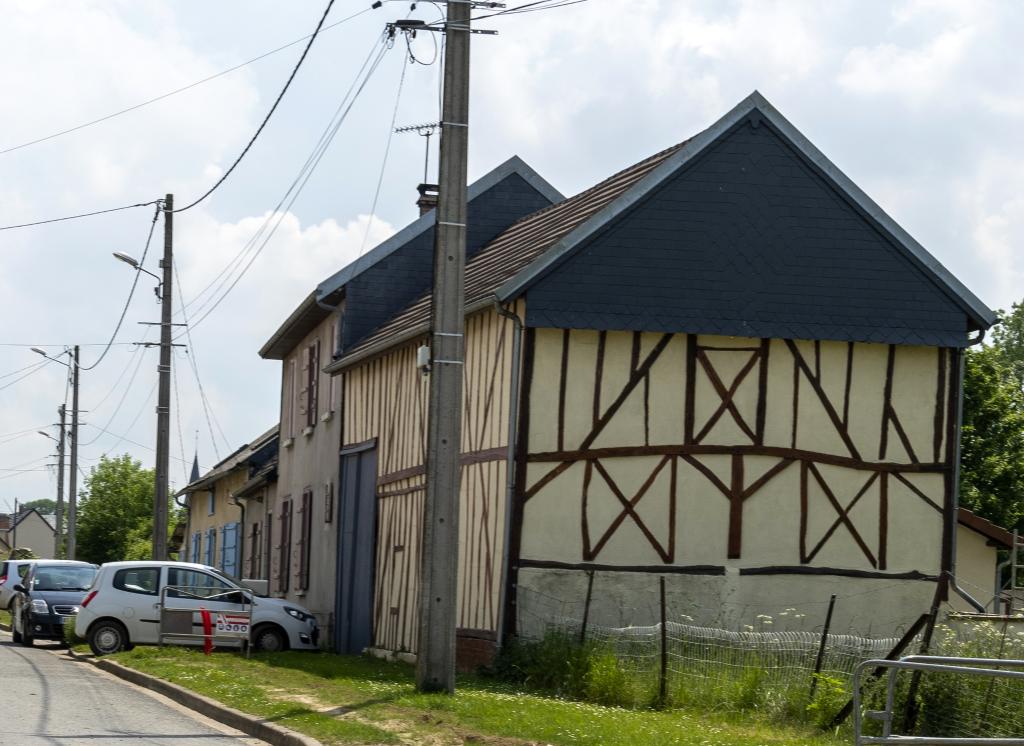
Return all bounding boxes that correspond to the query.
[806,674,847,729]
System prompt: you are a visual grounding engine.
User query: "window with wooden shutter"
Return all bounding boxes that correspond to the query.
[324,481,334,523]
[286,359,297,438]
[296,489,313,590]
[264,512,274,581]
[191,532,201,564]
[247,521,262,578]
[204,527,216,567]
[277,500,291,593]
[222,523,239,578]
[306,341,319,428]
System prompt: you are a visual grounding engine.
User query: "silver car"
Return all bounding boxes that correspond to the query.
[0,559,84,610]
[75,561,319,655]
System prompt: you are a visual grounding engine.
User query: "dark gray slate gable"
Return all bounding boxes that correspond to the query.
[524,114,986,347]
[339,172,555,349]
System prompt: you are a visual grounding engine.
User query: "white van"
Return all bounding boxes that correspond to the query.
[75,561,319,655]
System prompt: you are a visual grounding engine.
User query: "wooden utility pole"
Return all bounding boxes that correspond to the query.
[67,345,80,560]
[416,0,471,695]
[54,404,66,558]
[153,194,174,560]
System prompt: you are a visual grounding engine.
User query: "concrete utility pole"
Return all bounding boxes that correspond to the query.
[54,404,66,558]
[68,345,80,560]
[153,194,174,561]
[416,0,472,695]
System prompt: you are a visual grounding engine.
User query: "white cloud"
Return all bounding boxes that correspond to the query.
[838,27,975,101]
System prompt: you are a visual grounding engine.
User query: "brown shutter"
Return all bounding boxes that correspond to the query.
[264,512,273,581]
[245,523,255,577]
[324,481,333,523]
[277,500,291,593]
[297,489,313,591]
[306,342,319,428]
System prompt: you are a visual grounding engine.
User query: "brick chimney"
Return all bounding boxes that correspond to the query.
[417,183,439,216]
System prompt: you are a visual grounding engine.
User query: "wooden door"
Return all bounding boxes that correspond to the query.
[335,442,377,654]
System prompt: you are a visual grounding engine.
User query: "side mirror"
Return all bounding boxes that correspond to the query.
[12,584,26,593]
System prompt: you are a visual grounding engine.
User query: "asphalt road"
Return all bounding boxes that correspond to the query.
[0,630,265,745]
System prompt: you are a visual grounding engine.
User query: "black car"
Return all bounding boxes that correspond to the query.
[11,562,98,646]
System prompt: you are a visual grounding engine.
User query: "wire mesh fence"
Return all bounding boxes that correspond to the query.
[512,581,1024,738]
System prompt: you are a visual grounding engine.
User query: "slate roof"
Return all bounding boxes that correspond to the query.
[327,140,688,368]
[260,157,562,359]
[176,425,278,495]
[327,91,995,369]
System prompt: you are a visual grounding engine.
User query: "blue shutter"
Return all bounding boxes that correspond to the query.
[191,532,201,563]
[205,528,216,566]
[222,523,239,578]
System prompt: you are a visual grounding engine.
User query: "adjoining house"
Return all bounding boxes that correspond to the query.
[0,509,55,558]
[954,508,1019,613]
[177,426,278,580]
[262,91,999,661]
[259,156,564,648]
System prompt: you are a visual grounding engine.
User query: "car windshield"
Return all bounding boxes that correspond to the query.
[32,566,97,592]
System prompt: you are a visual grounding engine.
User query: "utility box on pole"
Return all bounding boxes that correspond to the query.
[416,0,472,695]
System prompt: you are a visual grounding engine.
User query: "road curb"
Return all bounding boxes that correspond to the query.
[65,649,321,746]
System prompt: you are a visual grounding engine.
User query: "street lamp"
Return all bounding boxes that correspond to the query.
[30,346,78,560]
[112,252,162,300]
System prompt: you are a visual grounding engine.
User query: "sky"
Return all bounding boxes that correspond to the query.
[1,0,1022,509]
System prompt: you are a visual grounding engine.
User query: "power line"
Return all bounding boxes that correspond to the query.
[0,358,54,393]
[89,379,158,457]
[359,46,410,255]
[172,260,228,460]
[170,0,338,213]
[171,347,189,484]
[0,199,160,232]
[86,337,148,413]
[0,359,48,381]
[80,203,162,371]
[174,35,389,323]
[174,35,392,334]
[0,7,374,157]
[0,343,138,348]
[78,346,152,447]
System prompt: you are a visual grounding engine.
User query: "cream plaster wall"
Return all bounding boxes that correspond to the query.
[950,525,1000,613]
[518,329,955,637]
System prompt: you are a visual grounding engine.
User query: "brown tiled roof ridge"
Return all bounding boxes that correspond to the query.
[336,135,695,364]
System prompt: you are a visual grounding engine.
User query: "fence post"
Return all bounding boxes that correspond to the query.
[659,576,668,706]
[809,593,837,701]
[579,570,595,644]
[830,612,929,727]
[902,585,942,734]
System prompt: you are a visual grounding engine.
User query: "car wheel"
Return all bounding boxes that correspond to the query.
[21,624,33,647]
[11,620,22,643]
[252,625,287,653]
[88,620,129,656]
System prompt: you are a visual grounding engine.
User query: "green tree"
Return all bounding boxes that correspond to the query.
[76,455,156,564]
[990,301,1024,389]
[20,498,56,514]
[960,317,1024,530]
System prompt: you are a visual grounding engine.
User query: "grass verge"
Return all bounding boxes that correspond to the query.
[0,609,10,628]
[110,646,843,745]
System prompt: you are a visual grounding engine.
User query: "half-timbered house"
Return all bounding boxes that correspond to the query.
[258,156,563,648]
[313,91,996,661]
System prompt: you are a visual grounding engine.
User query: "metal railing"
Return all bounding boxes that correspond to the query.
[158,584,253,656]
[853,655,1024,745]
